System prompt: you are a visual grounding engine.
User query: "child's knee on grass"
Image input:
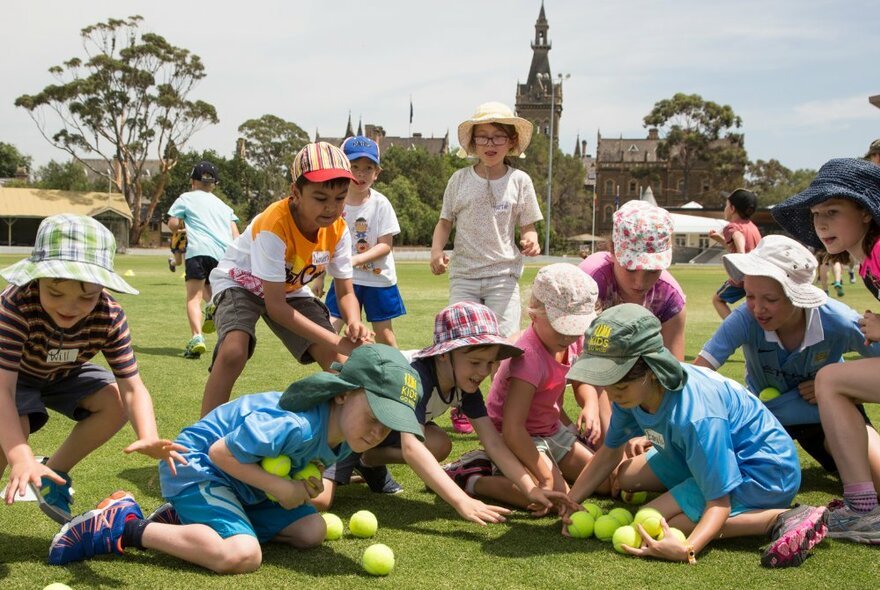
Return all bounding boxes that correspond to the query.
[214,536,262,575]
[425,424,452,462]
[277,513,326,549]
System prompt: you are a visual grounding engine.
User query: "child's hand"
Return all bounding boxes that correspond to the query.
[797,380,816,404]
[624,436,653,459]
[124,438,189,475]
[344,321,373,344]
[4,457,66,505]
[576,407,601,448]
[526,488,581,518]
[275,478,323,510]
[520,237,540,257]
[623,519,690,562]
[430,252,449,275]
[452,496,511,525]
[859,310,880,343]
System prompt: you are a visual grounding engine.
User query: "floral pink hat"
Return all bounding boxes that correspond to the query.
[532,263,599,336]
[413,302,523,360]
[612,200,673,271]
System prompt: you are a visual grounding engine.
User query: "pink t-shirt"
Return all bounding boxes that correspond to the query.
[486,325,583,437]
[859,238,880,300]
[722,219,761,254]
[578,252,686,324]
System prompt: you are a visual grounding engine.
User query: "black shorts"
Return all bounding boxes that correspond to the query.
[184,255,219,282]
[786,404,872,473]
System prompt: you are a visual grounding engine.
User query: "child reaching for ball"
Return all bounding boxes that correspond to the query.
[694,235,880,489]
[564,304,827,568]
[46,345,423,574]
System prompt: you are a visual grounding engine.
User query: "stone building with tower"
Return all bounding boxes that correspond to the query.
[316,113,448,156]
[515,3,564,141]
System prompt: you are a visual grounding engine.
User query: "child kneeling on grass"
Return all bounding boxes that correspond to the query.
[47,344,423,574]
[564,304,827,568]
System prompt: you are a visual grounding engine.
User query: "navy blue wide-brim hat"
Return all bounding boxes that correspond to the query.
[772,158,880,250]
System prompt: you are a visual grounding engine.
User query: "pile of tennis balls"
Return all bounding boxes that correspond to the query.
[568,503,687,555]
[261,457,395,575]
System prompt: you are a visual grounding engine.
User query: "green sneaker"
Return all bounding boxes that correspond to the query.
[833,281,845,297]
[183,335,207,358]
[202,302,216,334]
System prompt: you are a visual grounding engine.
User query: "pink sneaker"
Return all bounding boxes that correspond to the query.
[761,505,827,568]
[450,408,474,434]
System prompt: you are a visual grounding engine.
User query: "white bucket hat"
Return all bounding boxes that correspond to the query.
[456,102,533,158]
[722,235,827,308]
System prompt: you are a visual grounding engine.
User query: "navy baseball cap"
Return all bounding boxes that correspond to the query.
[191,161,219,184]
[341,136,380,165]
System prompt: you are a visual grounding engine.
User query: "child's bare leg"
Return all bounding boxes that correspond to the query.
[559,441,613,495]
[0,415,32,479]
[272,512,326,549]
[311,479,338,512]
[201,331,250,417]
[371,320,397,347]
[174,252,184,267]
[866,426,880,492]
[616,453,667,492]
[362,424,451,466]
[329,316,345,334]
[47,385,127,473]
[646,491,785,538]
[306,342,346,372]
[142,522,262,574]
[185,279,206,337]
[471,475,532,509]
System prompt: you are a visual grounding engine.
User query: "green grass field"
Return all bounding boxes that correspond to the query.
[2,256,879,589]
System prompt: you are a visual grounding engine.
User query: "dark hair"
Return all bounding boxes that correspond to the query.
[727,188,757,219]
[470,122,518,167]
[619,358,653,383]
[294,176,351,192]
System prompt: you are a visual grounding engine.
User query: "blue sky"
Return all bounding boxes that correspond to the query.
[2,0,877,172]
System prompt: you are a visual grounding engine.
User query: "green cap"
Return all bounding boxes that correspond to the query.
[567,304,686,391]
[279,344,424,441]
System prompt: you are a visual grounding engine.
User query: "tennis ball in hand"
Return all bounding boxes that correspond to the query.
[621,490,648,505]
[657,526,688,544]
[362,543,395,576]
[568,511,595,538]
[322,513,344,541]
[608,507,634,526]
[758,387,781,402]
[292,462,321,482]
[633,507,664,539]
[349,509,378,538]
[261,455,292,477]
[612,524,643,554]
[582,502,603,519]
[594,515,622,541]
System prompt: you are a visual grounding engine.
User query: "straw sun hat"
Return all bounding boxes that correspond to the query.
[456,102,534,158]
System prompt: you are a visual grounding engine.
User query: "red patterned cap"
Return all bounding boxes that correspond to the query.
[291,142,358,183]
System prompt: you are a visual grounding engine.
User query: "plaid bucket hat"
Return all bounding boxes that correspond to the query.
[532,263,599,336]
[612,200,674,271]
[280,344,424,440]
[412,302,524,360]
[0,214,137,295]
[291,142,358,184]
[771,158,880,250]
[567,304,685,391]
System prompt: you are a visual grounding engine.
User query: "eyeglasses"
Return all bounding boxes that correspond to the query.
[473,135,511,147]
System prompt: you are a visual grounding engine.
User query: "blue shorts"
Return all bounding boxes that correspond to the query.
[645,447,797,523]
[325,282,406,322]
[716,280,746,304]
[167,481,316,543]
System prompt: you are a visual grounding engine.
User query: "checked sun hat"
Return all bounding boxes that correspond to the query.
[412,302,523,361]
[457,102,534,158]
[567,304,686,391]
[723,235,826,309]
[0,214,137,295]
[279,344,425,441]
[771,158,880,250]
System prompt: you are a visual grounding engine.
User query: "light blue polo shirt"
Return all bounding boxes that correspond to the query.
[159,392,351,504]
[699,299,880,425]
[168,190,238,261]
[605,364,800,512]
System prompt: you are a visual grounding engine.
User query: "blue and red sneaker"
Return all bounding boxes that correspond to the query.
[145,502,181,525]
[48,491,143,566]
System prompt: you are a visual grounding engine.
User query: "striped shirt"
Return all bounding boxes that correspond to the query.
[0,282,138,381]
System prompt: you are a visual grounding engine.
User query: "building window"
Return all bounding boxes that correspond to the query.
[628,180,637,195]
[604,180,614,196]
[678,179,685,193]
[603,204,613,222]
[702,178,710,193]
[675,235,687,248]
[698,234,709,249]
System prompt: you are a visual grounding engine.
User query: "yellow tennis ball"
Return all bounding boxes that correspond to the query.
[594,515,621,541]
[582,502,603,519]
[349,510,378,538]
[43,585,73,590]
[633,507,663,527]
[362,543,395,576]
[292,462,321,482]
[322,513,344,541]
[640,516,662,538]
[568,511,595,539]
[759,387,781,402]
[608,507,634,526]
[657,526,688,544]
[612,524,643,554]
[261,455,291,477]
[621,490,648,505]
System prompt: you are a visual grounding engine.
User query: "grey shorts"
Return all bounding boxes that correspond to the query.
[15,363,117,433]
[531,424,579,464]
[210,287,334,369]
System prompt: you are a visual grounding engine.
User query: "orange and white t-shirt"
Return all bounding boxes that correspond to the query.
[210,198,352,299]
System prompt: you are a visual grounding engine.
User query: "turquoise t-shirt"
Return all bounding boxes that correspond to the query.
[168,190,238,261]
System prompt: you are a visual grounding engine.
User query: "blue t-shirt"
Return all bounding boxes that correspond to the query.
[159,392,351,504]
[699,299,880,425]
[168,190,238,261]
[605,364,800,504]
[410,357,488,424]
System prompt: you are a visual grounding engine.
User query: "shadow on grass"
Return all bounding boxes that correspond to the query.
[132,345,186,358]
[799,465,842,496]
[117,465,163,498]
